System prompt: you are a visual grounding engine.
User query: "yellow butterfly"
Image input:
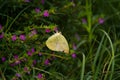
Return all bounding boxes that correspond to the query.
[46,32,69,54]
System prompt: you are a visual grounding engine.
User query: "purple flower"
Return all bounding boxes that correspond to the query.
[31,48,35,53]
[37,73,43,79]
[72,43,77,50]
[0,24,2,30]
[41,0,45,4]
[16,73,21,78]
[19,34,26,41]
[31,29,37,35]
[15,60,21,65]
[38,52,42,56]
[29,29,37,37]
[24,67,28,72]
[35,8,40,13]
[45,28,51,33]
[24,67,30,74]
[43,10,49,17]
[10,63,15,67]
[98,18,104,24]
[0,32,4,39]
[72,53,77,58]
[1,57,6,62]
[33,60,37,65]
[24,0,30,2]
[82,18,87,23]
[44,59,50,65]
[54,27,58,32]
[14,54,18,59]
[22,58,27,62]
[27,51,32,56]
[12,35,17,41]
[27,48,35,56]
[13,55,21,65]
[24,67,28,71]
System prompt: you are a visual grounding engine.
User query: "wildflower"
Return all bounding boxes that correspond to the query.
[27,51,32,56]
[1,57,6,62]
[38,52,42,56]
[11,35,17,41]
[31,29,37,35]
[21,58,27,62]
[33,60,37,65]
[72,43,77,50]
[14,55,21,65]
[35,8,40,13]
[15,60,21,65]
[14,55,21,64]
[14,54,18,59]
[15,73,21,78]
[19,34,26,41]
[54,27,58,32]
[44,59,50,65]
[41,0,45,4]
[0,24,2,30]
[0,32,4,39]
[27,48,35,56]
[45,28,51,33]
[29,29,37,37]
[72,53,77,58]
[24,67,28,71]
[24,67,30,74]
[82,18,87,23]
[98,18,104,24]
[43,10,49,17]
[10,63,15,67]
[37,73,43,79]
[31,48,35,53]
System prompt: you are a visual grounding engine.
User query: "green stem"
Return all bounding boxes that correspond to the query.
[80,53,85,80]
[86,0,92,41]
[100,29,115,80]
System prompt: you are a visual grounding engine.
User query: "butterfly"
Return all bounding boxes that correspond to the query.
[46,32,69,54]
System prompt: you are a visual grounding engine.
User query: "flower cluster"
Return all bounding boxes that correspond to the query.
[27,48,35,56]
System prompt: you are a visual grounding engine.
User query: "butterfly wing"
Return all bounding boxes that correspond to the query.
[55,33,69,53]
[46,33,60,51]
[46,32,69,54]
